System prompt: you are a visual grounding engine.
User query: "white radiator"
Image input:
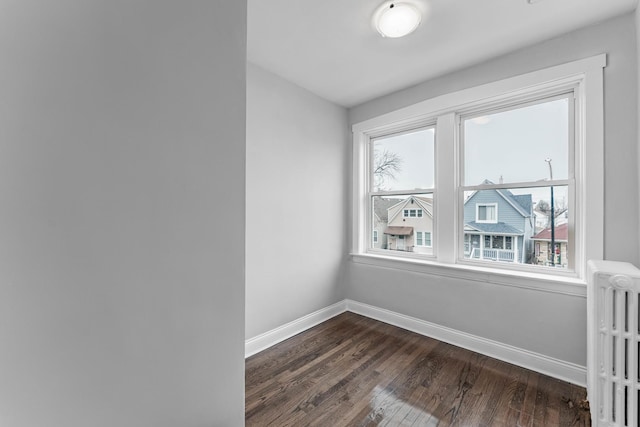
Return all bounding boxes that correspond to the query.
[588,260,640,427]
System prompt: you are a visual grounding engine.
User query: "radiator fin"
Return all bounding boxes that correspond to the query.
[588,261,640,427]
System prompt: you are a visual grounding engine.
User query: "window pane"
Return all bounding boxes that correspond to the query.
[463,97,569,186]
[463,186,569,269]
[373,128,435,191]
[477,204,496,222]
[478,206,487,220]
[372,194,434,255]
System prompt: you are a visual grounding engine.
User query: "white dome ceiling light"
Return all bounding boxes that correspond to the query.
[374,2,422,38]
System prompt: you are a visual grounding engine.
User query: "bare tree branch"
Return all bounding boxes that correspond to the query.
[535,199,568,228]
[374,149,402,189]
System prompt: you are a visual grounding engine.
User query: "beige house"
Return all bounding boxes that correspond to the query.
[384,196,433,254]
[532,222,569,267]
[372,197,402,249]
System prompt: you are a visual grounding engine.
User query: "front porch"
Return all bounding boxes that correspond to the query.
[469,247,516,262]
[464,233,521,263]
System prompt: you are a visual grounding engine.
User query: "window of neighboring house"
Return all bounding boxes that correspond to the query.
[352,55,604,284]
[403,209,423,218]
[373,230,378,244]
[476,204,497,223]
[416,231,432,247]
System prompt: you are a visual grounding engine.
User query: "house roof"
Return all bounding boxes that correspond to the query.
[374,197,403,222]
[387,196,433,223]
[465,221,523,235]
[465,180,532,218]
[384,226,413,236]
[532,222,568,241]
[512,194,533,215]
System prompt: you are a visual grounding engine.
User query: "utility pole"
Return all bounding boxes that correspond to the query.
[545,158,555,267]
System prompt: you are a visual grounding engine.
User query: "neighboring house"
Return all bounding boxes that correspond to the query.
[384,196,434,254]
[532,222,569,267]
[463,181,534,263]
[372,197,402,249]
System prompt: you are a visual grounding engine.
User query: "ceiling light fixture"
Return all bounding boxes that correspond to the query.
[374,1,422,38]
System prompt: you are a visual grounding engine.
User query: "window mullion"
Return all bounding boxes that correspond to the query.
[435,113,457,263]
[462,179,571,192]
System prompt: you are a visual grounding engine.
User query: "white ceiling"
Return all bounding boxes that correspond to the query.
[248,0,637,107]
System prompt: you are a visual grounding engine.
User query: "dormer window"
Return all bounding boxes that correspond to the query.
[403,208,423,218]
[476,204,497,223]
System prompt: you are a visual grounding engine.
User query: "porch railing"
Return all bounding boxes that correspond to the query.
[469,248,515,262]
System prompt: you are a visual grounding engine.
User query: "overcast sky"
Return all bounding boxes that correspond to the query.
[464,97,569,185]
[373,128,435,191]
[373,96,569,205]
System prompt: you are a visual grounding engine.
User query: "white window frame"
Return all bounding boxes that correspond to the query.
[351,55,605,294]
[403,208,423,218]
[476,203,498,223]
[366,125,436,261]
[416,231,432,247]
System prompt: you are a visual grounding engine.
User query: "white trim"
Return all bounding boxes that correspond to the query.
[352,55,605,134]
[476,203,498,223]
[351,252,586,297]
[245,299,587,386]
[464,179,571,192]
[352,54,605,281]
[244,301,347,358]
[416,230,432,248]
[403,208,423,218]
[435,113,457,263]
[579,57,605,272]
[345,299,587,387]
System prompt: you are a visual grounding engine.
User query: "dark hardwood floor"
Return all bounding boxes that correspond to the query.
[246,312,591,426]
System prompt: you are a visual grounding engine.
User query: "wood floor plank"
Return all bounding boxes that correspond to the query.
[307,330,431,426]
[339,337,437,425]
[246,313,370,396]
[246,312,591,426]
[247,321,395,425]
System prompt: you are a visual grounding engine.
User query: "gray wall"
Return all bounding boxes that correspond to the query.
[0,1,246,426]
[347,13,638,366]
[637,8,640,252]
[246,64,348,339]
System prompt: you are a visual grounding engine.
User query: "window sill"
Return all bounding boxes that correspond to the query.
[350,252,586,297]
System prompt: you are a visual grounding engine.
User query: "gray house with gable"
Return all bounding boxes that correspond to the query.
[463,182,534,264]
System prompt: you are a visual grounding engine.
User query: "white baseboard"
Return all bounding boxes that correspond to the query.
[244,300,347,358]
[345,299,587,387]
[245,298,586,387]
